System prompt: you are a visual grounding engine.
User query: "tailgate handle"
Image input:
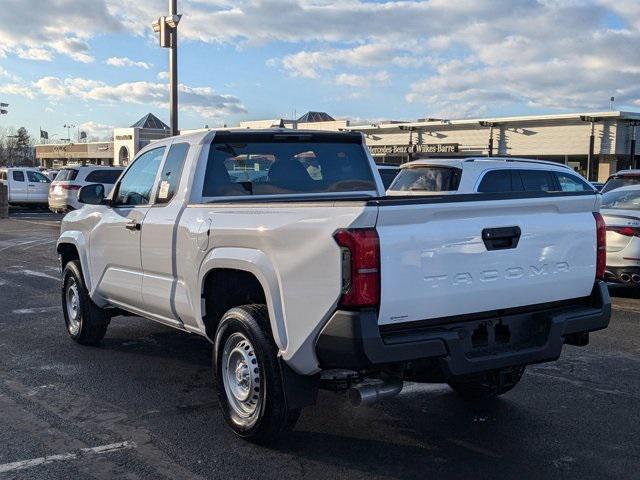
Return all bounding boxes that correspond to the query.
[482,226,521,251]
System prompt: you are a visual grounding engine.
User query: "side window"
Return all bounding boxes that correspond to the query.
[12,171,25,182]
[554,172,592,192]
[156,143,189,205]
[85,169,123,184]
[114,148,165,207]
[477,170,512,193]
[517,170,557,192]
[27,171,50,183]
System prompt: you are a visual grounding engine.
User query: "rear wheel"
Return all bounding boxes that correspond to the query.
[61,260,110,345]
[214,304,300,443]
[447,366,525,400]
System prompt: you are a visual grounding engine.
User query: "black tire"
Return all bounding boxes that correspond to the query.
[61,260,110,345]
[213,304,300,443]
[447,366,525,400]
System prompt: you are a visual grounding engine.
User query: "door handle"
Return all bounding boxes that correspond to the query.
[125,221,141,231]
[482,226,521,251]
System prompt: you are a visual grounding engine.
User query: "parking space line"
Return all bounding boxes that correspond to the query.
[16,269,60,281]
[0,441,136,474]
[12,306,59,315]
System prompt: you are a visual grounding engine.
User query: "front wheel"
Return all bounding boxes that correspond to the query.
[61,260,110,345]
[447,366,525,400]
[214,304,300,443]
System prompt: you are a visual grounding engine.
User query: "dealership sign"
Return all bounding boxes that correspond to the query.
[368,143,459,155]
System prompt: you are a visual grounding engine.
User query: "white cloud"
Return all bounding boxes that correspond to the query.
[335,71,389,89]
[0,0,118,62]
[9,75,246,120]
[157,71,169,80]
[106,57,153,69]
[79,121,115,140]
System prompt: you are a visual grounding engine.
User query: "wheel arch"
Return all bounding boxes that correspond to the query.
[199,247,287,351]
[57,232,93,292]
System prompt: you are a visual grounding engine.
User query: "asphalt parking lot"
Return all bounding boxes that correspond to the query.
[0,210,639,480]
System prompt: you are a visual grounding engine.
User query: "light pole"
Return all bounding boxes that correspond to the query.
[628,121,640,169]
[479,121,497,157]
[152,1,182,136]
[580,116,602,181]
[63,124,77,143]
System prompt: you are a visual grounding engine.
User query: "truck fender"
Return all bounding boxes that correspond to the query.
[198,247,288,351]
[57,231,92,290]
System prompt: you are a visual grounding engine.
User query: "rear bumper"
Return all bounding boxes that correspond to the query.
[315,281,611,376]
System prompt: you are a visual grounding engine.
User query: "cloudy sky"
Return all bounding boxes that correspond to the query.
[1,0,640,139]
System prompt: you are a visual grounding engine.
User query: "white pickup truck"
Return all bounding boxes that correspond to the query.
[57,129,610,442]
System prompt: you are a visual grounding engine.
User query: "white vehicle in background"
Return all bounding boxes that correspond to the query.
[0,167,51,206]
[57,129,610,442]
[43,169,60,181]
[600,185,640,286]
[49,166,124,213]
[386,158,595,195]
[601,170,640,193]
[376,164,400,189]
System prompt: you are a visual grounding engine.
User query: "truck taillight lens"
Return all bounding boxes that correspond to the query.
[334,228,380,309]
[607,226,640,237]
[594,212,606,281]
[60,184,81,191]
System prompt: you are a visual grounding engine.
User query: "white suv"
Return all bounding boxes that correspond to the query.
[386,157,594,195]
[49,166,123,213]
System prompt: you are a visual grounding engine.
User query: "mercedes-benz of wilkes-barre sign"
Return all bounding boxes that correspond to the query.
[368,143,459,155]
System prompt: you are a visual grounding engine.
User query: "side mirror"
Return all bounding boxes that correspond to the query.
[78,184,106,205]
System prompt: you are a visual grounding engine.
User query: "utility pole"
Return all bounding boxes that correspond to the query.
[153,1,182,136]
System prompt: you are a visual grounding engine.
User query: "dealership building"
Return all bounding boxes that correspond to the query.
[36,110,640,182]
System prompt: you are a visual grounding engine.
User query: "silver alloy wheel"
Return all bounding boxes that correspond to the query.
[65,279,81,336]
[222,332,262,427]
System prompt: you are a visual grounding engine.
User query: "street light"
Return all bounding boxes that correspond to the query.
[153,1,182,136]
[63,123,77,143]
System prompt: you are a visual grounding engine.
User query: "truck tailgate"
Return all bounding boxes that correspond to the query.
[375,194,599,326]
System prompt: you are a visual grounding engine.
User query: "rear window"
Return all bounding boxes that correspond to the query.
[202,134,376,197]
[601,175,640,193]
[55,169,79,181]
[377,167,400,189]
[602,189,640,210]
[85,169,123,184]
[389,166,461,192]
[519,170,555,192]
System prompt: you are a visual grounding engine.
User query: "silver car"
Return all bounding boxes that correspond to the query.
[601,185,640,286]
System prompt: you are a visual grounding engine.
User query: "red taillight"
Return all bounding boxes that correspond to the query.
[594,212,606,281]
[61,184,81,191]
[607,226,640,237]
[334,228,380,309]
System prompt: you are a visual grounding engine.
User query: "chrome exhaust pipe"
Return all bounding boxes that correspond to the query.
[348,377,403,406]
[620,273,631,283]
[632,274,640,283]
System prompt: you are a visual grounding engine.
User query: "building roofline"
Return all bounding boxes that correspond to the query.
[349,111,640,131]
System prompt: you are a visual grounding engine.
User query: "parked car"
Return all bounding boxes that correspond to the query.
[57,129,610,442]
[43,169,60,181]
[601,170,640,193]
[49,166,124,213]
[376,164,400,189]
[0,167,51,206]
[600,185,640,285]
[386,158,594,195]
